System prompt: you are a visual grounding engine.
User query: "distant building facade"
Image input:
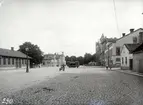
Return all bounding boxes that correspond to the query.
[96,34,117,66]
[105,42,117,67]
[0,47,30,70]
[42,52,66,67]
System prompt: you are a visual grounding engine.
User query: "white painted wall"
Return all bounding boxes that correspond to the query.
[121,45,133,68]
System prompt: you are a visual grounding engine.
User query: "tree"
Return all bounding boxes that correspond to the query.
[77,56,84,65]
[70,56,77,61]
[84,53,92,64]
[91,53,96,62]
[18,42,43,66]
[65,56,70,61]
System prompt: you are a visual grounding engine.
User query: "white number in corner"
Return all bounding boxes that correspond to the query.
[2,98,13,104]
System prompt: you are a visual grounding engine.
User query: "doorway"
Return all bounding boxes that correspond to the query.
[129,59,133,70]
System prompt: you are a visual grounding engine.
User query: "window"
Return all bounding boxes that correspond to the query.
[12,58,14,65]
[125,57,127,64]
[25,59,26,64]
[116,47,120,56]
[116,58,120,62]
[19,59,21,64]
[22,59,24,64]
[133,37,137,43]
[8,58,10,65]
[122,57,124,64]
[3,57,6,65]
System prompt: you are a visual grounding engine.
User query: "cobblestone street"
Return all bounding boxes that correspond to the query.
[1,67,143,105]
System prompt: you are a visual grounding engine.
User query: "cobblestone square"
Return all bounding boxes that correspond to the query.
[1,67,143,105]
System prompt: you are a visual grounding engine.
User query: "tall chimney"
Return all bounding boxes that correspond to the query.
[122,33,125,37]
[11,47,14,51]
[130,29,134,33]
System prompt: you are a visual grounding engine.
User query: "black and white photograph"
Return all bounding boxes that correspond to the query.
[0,0,143,105]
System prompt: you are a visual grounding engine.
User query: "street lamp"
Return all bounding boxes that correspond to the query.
[25,48,29,73]
[108,44,109,67]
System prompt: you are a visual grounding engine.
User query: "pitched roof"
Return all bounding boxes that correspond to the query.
[116,28,143,42]
[0,48,31,58]
[124,44,140,53]
[132,42,143,53]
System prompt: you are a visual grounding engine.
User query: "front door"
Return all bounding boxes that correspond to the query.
[129,59,133,70]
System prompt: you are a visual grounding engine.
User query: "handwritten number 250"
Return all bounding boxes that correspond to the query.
[2,98,13,104]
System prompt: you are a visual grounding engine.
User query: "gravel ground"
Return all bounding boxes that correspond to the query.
[1,67,143,105]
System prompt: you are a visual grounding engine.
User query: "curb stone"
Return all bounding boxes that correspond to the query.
[111,69,143,77]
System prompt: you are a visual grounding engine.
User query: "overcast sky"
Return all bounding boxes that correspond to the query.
[0,0,142,56]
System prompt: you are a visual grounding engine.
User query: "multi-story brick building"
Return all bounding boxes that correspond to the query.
[0,47,30,70]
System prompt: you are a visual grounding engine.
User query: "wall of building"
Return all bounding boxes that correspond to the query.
[114,29,143,53]
[104,43,113,66]
[121,46,133,70]
[112,56,121,67]
[105,43,121,67]
[133,53,143,73]
[0,56,30,70]
[112,29,143,66]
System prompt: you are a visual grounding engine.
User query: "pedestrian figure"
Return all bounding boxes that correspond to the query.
[59,64,65,71]
[106,64,108,70]
[59,66,62,71]
[62,64,65,71]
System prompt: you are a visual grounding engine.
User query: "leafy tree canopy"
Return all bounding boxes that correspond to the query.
[65,53,96,65]
[18,42,43,64]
